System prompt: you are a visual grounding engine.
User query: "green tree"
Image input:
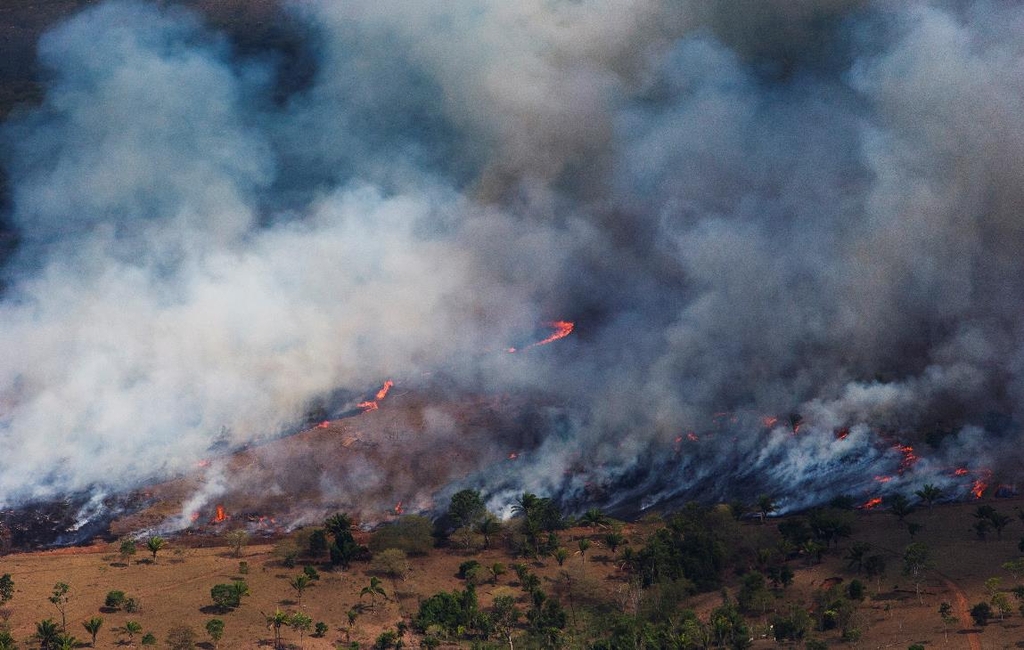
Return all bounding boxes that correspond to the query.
[205,619,224,650]
[289,574,312,604]
[55,633,79,650]
[903,542,932,604]
[888,494,912,523]
[756,495,776,523]
[360,576,388,610]
[35,619,60,650]
[0,574,13,606]
[579,508,610,529]
[115,620,143,646]
[493,594,521,650]
[477,514,502,549]
[938,602,957,642]
[915,484,943,509]
[604,531,627,554]
[145,536,166,560]
[104,590,126,610]
[165,625,197,650]
[210,581,249,611]
[552,547,569,566]
[577,538,591,563]
[369,515,434,555]
[266,609,291,649]
[448,489,487,531]
[48,583,70,632]
[82,616,103,647]
[224,530,249,558]
[119,538,137,567]
[970,602,992,626]
[370,548,410,581]
[490,562,507,585]
[324,512,354,538]
[290,612,313,644]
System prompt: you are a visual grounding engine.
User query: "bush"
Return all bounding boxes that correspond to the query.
[371,549,410,580]
[847,579,866,601]
[105,590,126,610]
[314,621,328,638]
[414,586,489,637]
[210,581,249,611]
[165,625,197,650]
[971,602,992,626]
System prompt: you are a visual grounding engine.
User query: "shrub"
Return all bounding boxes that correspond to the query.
[371,549,411,580]
[971,602,992,626]
[104,590,126,610]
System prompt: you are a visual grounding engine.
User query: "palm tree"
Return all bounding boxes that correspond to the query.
[477,515,502,549]
[914,484,942,509]
[116,620,143,647]
[888,494,912,523]
[577,538,591,563]
[579,508,610,529]
[56,633,80,650]
[266,609,291,649]
[511,493,542,519]
[146,536,166,560]
[82,616,103,647]
[35,619,60,650]
[290,574,312,604]
[360,576,387,610]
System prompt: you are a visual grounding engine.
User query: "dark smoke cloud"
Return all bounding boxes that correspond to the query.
[2,0,1023,523]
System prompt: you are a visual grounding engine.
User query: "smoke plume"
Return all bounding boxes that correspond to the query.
[2,0,1024,523]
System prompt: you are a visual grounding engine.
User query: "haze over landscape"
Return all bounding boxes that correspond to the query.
[1,0,1024,528]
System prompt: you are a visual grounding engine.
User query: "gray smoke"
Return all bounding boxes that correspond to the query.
[2,0,1023,521]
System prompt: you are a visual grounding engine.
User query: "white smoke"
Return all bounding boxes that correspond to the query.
[2,0,1024,522]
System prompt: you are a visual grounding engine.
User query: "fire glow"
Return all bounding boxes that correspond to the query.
[508,320,575,353]
[213,505,226,523]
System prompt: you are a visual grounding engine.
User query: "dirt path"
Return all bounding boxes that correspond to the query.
[941,576,982,650]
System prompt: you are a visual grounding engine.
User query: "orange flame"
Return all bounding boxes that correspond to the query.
[835,427,849,440]
[894,444,917,473]
[508,452,519,460]
[358,380,394,412]
[508,321,575,353]
[196,459,211,468]
[972,479,988,499]
[190,512,200,522]
[394,501,404,515]
[859,497,883,509]
[316,420,330,429]
[954,467,969,476]
[873,475,892,483]
[687,432,699,442]
[214,505,226,523]
[761,415,778,428]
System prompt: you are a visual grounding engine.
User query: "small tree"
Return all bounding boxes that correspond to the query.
[360,576,388,610]
[903,542,932,604]
[115,620,143,646]
[36,619,60,650]
[477,515,502,549]
[225,530,249,558]
[552,548,569,567]
[291,612,313,644]
[493,594,521,650]
[289,574,312,604]
[0,575,13,607]
[757,495,776,523]
[970,602,992,626]
[105,590,126,610]
[490,562,507,585]
[915,484,943,509]
[579,508,610,529]
[48,583,70,632]
[205,619,224,650]
[82,616,103,647]
[146,536,166,560]
[210,581,249,611]
[938,602,958,642]
[119,538,137,567]
[266,609,291,649]
[577,538,591,563]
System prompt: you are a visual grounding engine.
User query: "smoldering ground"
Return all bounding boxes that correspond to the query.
[2,0,1024,527]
